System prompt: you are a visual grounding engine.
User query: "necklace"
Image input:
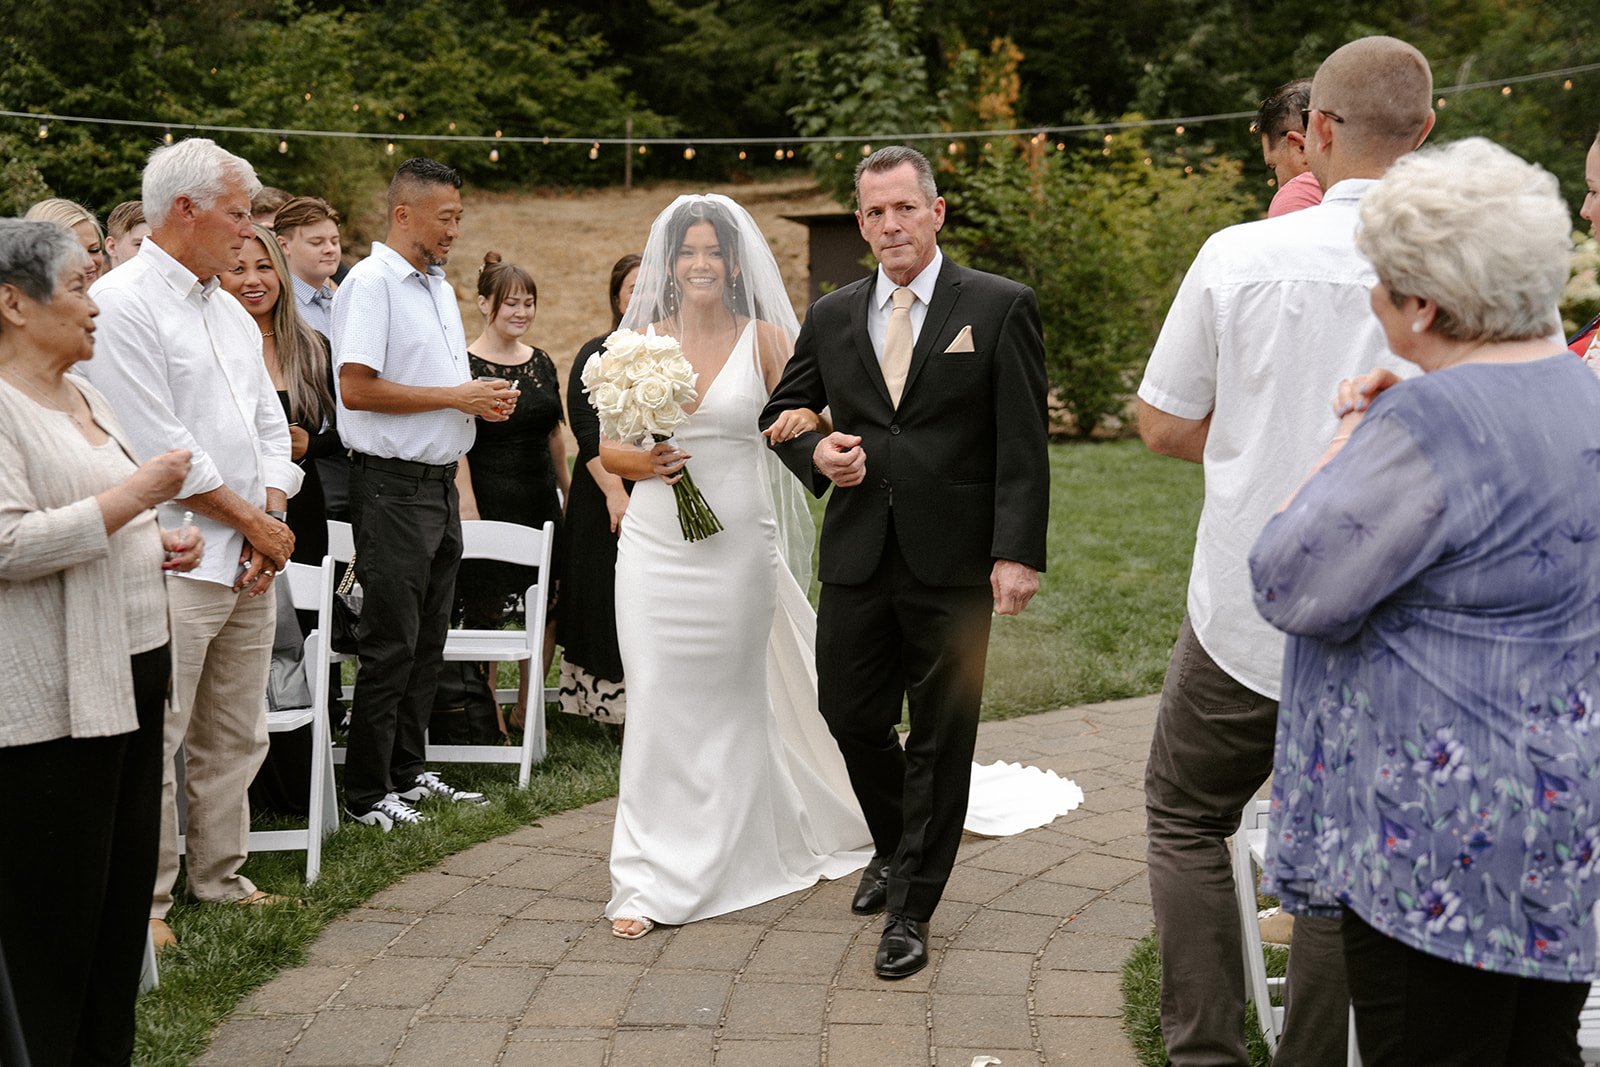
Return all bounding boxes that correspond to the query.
[261,330,275,339]
[0,367,91,430]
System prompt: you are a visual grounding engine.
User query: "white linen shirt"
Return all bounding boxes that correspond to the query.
[867,248,943,359]
[1137,179,1413,699]
[291,273,334,337]
[331,242,474,466]
[84,238,301,589]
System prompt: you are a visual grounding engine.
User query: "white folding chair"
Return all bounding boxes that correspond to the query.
[327,519,556,788]
[174,559,339,884]
[1581,979,1600,1064]
[1232,797,1361,1066]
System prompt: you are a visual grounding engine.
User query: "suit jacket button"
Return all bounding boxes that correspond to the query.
[889,424,901,435]
[878,478,889,489]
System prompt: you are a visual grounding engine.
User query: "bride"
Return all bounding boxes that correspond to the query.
[599,195,873,938]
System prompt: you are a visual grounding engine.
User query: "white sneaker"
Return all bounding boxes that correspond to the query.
[396,770,488,805]
[347,793,426,831]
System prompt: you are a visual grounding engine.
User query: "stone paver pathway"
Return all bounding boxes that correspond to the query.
[200,694,1158,1066]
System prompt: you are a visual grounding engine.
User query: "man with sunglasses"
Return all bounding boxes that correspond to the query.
[1136,37,1436,1067]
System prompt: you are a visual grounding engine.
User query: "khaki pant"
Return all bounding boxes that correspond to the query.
[151,577,274,918]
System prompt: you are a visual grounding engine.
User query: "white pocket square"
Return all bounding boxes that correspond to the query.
[944,325,976,353]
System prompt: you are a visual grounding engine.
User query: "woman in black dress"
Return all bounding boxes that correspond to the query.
[454,252,567,732]
[557,253,639,728]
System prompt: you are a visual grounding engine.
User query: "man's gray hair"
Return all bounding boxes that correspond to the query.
[142,137,262,229]
[0,219,88,305]
[1356,137,1570,343]
[854,145,938,207]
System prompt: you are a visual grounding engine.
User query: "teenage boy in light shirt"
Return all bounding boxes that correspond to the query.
[273,196,342,338]
[104,200,150,270]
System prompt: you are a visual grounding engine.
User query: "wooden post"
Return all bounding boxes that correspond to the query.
[624,115,633,192]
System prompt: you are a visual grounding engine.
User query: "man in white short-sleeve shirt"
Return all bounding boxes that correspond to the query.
[85,138,302,950]
[331,158,517,830]
[1135,37,1434,1067]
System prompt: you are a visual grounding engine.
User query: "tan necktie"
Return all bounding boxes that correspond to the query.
[883,286,915,407]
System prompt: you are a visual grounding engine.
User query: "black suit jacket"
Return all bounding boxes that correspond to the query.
[760,256,1048,587]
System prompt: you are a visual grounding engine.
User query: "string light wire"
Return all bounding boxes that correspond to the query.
[1,60,1595,151]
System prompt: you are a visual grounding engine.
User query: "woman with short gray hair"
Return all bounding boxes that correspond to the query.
[0,219,203,1064]
[1249,137,1600,1065]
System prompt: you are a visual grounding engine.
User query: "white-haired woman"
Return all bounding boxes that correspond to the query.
[24,197,106,282]
[0,220,202,1065]
[1251,138,1600,1066]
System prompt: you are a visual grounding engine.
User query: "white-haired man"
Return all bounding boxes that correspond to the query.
[84,138,300,950]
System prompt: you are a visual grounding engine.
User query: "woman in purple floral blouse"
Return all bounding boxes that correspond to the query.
[1250,137,1600,1067]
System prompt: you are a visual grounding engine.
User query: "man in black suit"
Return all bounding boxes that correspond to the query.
[760,145,1049,980]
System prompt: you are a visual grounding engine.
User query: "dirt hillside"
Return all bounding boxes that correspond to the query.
[443,177,841,434]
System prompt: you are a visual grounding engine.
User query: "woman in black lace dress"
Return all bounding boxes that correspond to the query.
[557,254,639,728]
[454,252,567,731]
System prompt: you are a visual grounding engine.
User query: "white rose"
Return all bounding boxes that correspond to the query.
[589,382,625,417]
[624,350,660,386]
[595,349,630,383]
[659,356,698,404]
[602,328,644,362]
[634,377,671,411]
[643,332,682,357]
[643,400,686,437]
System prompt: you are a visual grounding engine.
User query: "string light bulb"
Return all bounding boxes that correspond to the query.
[638,145,647,155]
[1564,79,1574,90]
[489,147,499,162]
[353,103,361,112]
[774,147,784,160]
[278,137,288,154]
[1175,125,1186,135]
[1501,85,1512,96]
[861,144,872,157]
[385,142,395,156]
[494,129,503,138]
[303,92,312,102]
[36,122,47,139]
[163,129,173,145]
[683,146,696,160]
[588,142,599,160]
[738,150,747,161]
[785,148,794,159]
[396,112,405,121]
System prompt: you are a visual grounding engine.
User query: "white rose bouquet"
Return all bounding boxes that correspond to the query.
[581,328,723,541]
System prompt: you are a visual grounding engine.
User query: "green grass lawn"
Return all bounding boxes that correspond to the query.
[1122,932,1287,1067]
[136,438,1202,1064]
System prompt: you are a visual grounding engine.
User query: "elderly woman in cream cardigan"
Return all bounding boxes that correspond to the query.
[0,218,202,1066]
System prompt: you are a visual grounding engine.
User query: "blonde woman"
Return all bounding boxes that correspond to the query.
[24,198,106,282]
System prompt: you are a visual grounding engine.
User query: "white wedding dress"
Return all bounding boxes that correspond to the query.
[606,323,1083,926]
[608,324,873,925]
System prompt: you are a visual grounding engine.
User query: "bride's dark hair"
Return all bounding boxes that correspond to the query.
[661,198,748,319]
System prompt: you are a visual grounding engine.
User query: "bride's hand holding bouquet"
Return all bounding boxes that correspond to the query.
[582,327,723,542]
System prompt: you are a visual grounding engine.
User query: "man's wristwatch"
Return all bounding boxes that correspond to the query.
[267,509,288,523]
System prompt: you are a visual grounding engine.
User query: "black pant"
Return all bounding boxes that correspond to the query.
[816,516,993,921]
[1343,909,1590,1066]
[346,461,461,811]
[0,644,169,1067]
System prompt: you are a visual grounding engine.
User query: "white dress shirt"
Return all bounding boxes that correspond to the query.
[331,242,474,466]
[1138,179,1414,699]
[867,249,943,360]
[291,273,335,337]
[84,238,301,589]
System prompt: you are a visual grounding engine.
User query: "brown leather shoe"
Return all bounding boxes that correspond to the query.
[149,918,177,953]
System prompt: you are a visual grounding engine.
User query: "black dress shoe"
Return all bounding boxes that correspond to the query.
[851,854,889,915]
[874,914,929,979]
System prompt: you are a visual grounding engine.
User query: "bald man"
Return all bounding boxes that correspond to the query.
[1137,37,1435,1067]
